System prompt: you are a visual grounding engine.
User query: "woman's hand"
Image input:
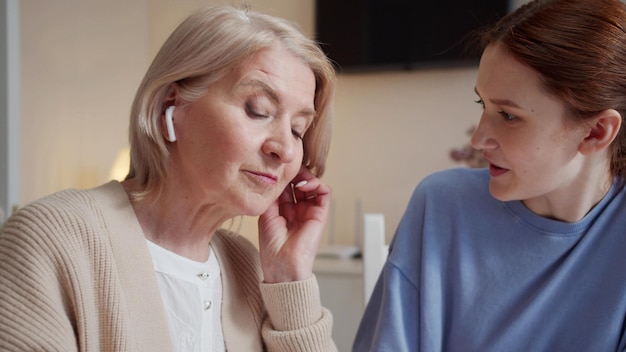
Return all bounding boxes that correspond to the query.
[258,165,331,283]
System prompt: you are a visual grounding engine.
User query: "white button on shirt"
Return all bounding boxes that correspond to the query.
[147,240,225,352]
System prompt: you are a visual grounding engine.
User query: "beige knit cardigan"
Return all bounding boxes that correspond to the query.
[0,181,336,351]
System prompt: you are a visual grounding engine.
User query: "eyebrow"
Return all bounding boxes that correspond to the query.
[239,79,317,118]
[474,87,522,109]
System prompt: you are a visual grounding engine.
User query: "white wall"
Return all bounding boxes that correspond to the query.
[20,0,486,247]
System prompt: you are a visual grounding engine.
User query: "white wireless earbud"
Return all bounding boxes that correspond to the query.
[165,105,177,142]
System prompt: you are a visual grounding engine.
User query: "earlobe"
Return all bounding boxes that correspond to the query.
[579,109,621,155]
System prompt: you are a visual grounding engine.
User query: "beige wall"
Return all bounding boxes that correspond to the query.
[21,0,150,198]
[20,0,482,247]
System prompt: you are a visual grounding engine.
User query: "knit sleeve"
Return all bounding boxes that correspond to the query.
[260,276,337,352]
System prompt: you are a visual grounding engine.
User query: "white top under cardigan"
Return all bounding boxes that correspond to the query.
[147,241,225,352]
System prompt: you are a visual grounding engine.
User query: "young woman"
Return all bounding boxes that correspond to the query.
[353,0,626,350]
[0,5,337,352]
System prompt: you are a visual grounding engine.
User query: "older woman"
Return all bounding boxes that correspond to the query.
[0,5,336,352]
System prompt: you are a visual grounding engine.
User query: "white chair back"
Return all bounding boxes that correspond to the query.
[362,213,388,306]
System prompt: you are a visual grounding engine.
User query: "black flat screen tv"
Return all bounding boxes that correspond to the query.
[315,0,510,72]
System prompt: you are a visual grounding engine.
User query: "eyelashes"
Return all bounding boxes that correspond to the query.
[474,98,517,121]
[292,130,304,141]
[245,102,268,118]
[499,111,517,121]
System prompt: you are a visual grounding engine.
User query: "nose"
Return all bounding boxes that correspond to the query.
[470,114,497,151]
[262,123,298,164]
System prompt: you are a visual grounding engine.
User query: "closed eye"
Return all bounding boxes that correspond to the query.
[245,102,268,118]
[291,115,313,143]
[292,129,304,141]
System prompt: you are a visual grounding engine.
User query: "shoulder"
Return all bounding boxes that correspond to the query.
[13,181,127,222]
[5,187,100,233]
[391,168,492,252]
[418,167,488,191]
[408,167,489,205]
[0,186,114,283]
[0,183,123,255]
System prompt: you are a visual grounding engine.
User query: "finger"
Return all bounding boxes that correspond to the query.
[293,178,331,203]
[289,166,316,188]
[310,181,332,209]
[292,182,317,203]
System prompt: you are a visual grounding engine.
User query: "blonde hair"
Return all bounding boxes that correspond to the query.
[127,5,336,197]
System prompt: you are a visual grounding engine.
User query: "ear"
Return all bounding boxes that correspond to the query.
[578,109,622,155]
[160,83,181,142]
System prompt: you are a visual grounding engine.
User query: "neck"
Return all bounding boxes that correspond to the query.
[122,178,229,262]
[523,163,613,223]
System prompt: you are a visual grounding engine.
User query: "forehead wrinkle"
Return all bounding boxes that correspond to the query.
[239,79,279,103]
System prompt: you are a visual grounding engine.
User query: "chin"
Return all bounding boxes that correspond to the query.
[488,183,517,202]
[242,201,275,217]
[241,207,267,218]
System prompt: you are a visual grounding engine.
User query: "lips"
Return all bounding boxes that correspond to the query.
[482,154,509,177]
[488,163,508,177]
[245,170,278,185]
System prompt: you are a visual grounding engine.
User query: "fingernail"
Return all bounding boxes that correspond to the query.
[294,180,308,188]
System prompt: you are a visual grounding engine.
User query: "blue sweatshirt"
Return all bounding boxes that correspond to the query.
[353,168,626,351]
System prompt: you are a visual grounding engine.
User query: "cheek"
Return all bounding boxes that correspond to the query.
[509,143,552,177]
[502,133,536,155]
[285,150,305,179]
[287,163,301,180]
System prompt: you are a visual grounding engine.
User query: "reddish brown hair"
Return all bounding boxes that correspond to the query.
[481,0,626,178]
